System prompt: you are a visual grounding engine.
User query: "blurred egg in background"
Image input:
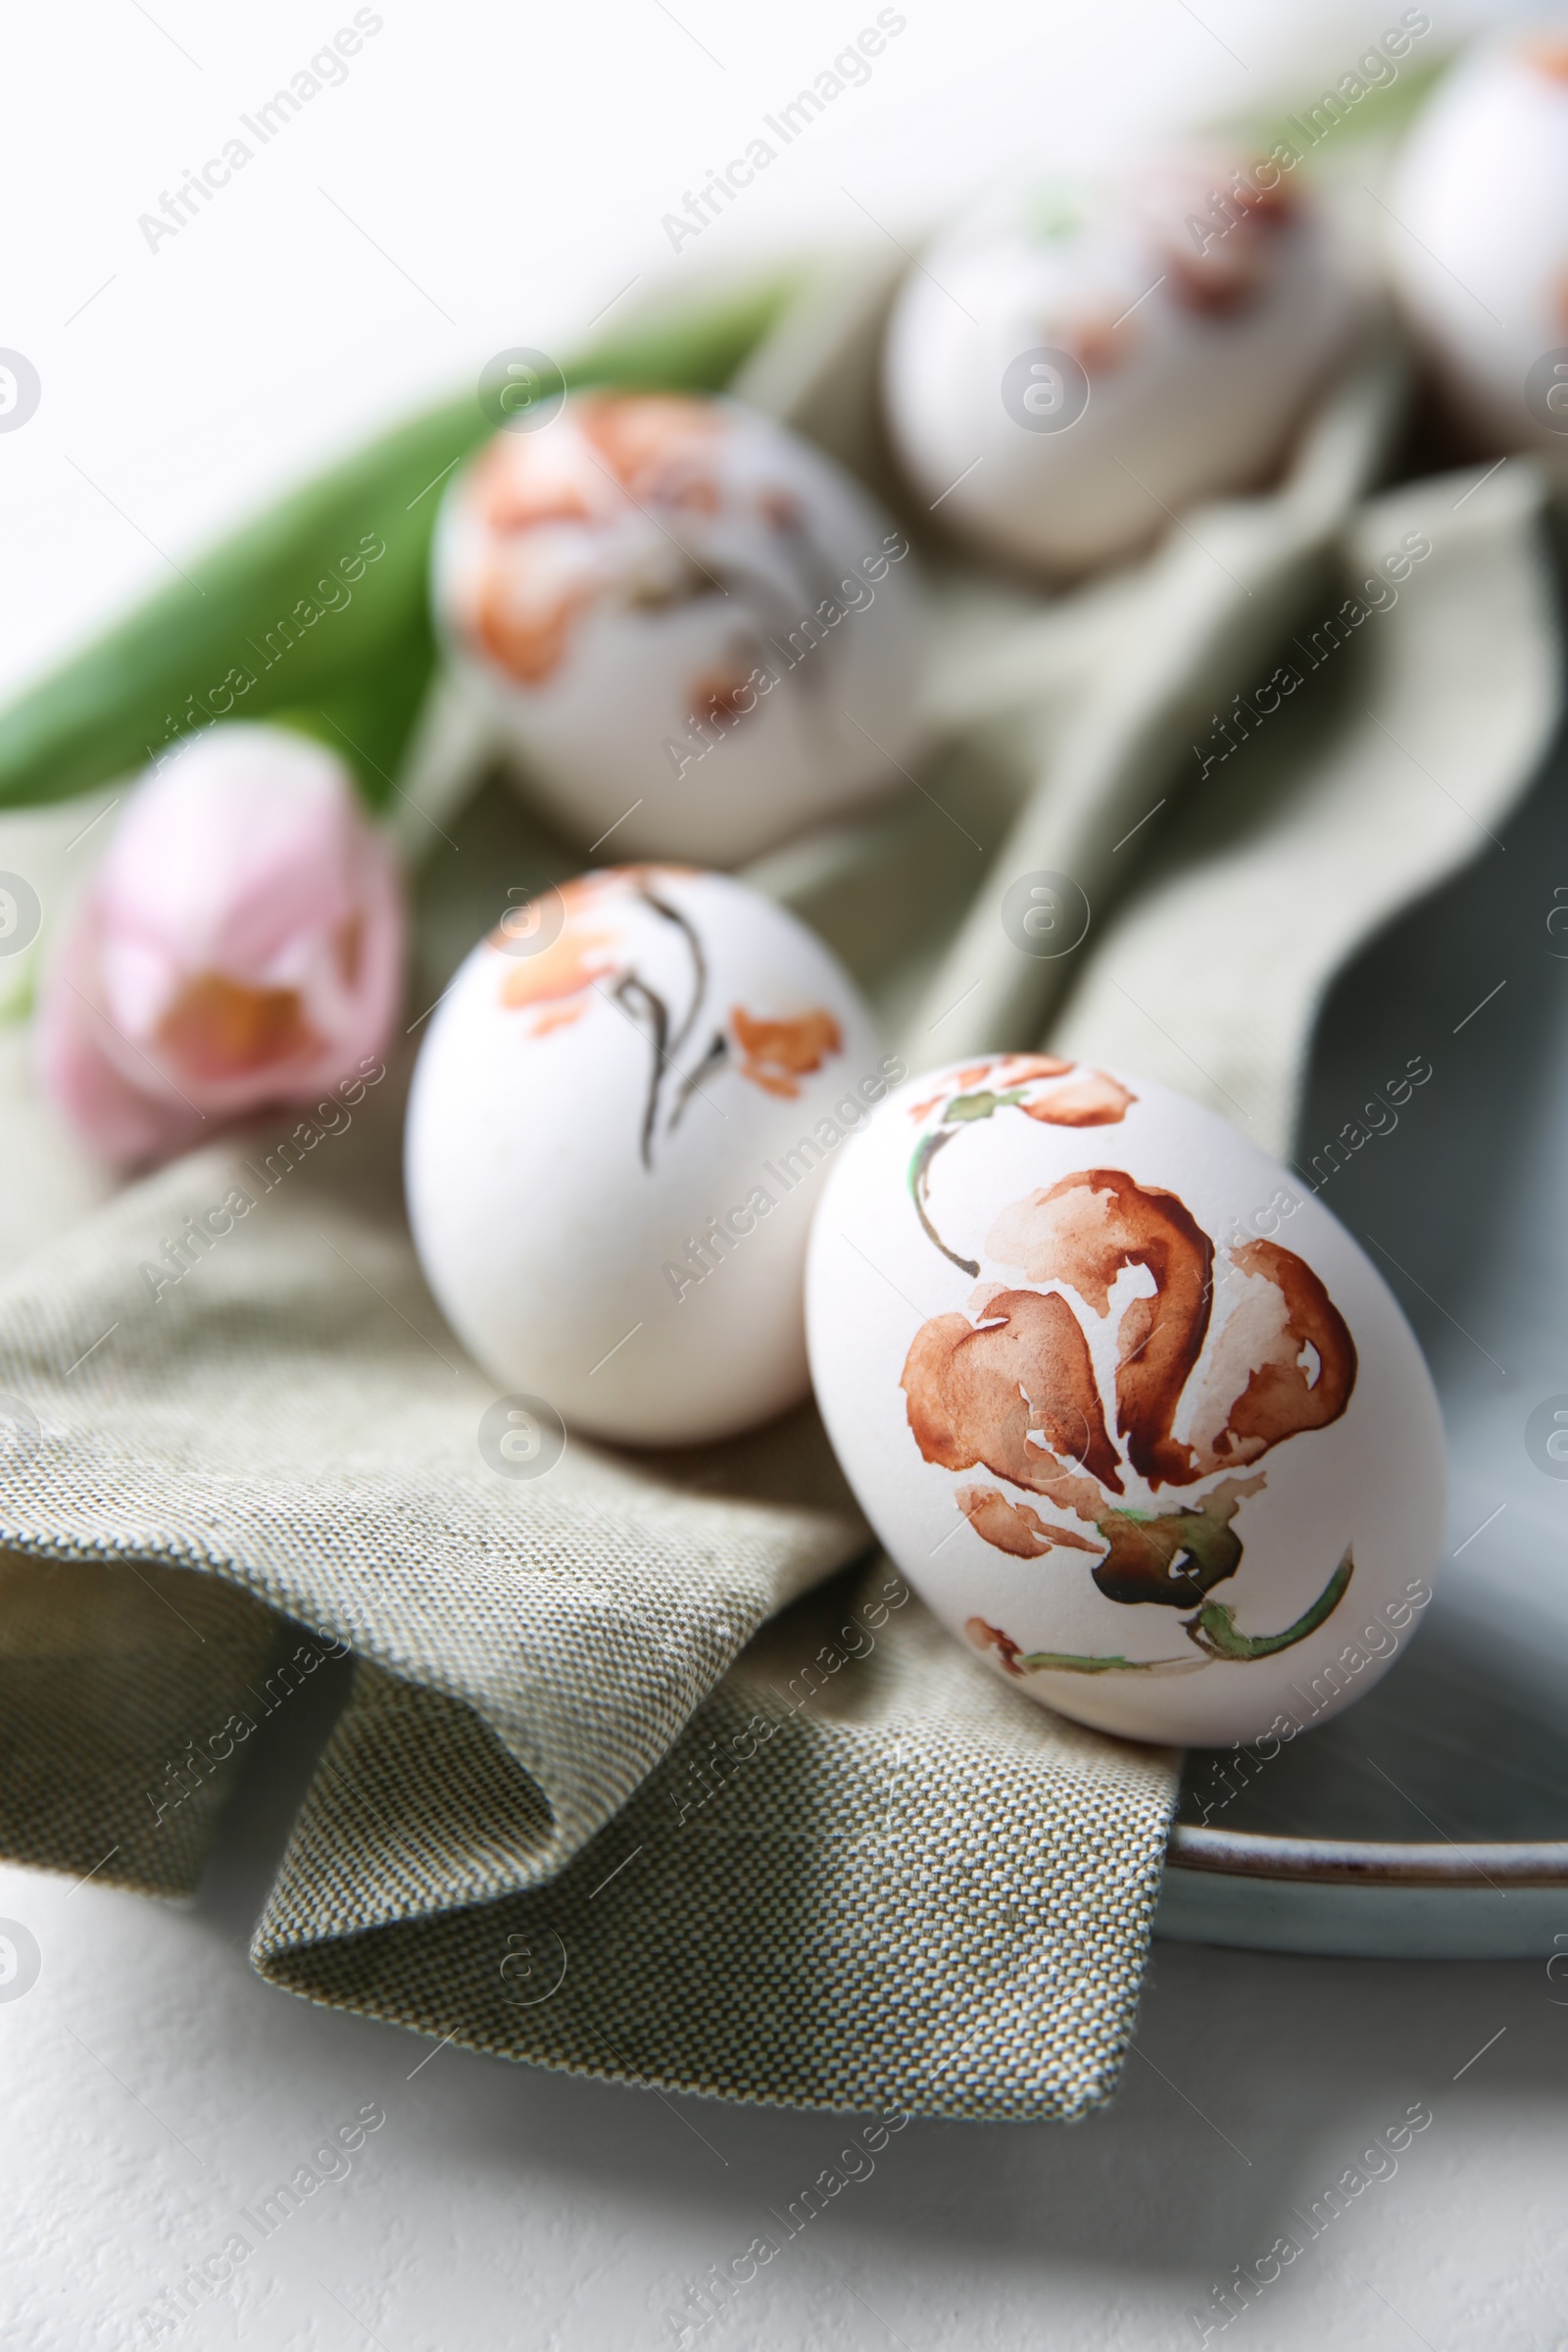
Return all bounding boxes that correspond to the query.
[883,148,1371,573]
[1384,26,1568,451]
[431,392,927,863]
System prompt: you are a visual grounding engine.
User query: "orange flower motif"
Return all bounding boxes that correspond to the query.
[454,396,732,689]
[493,869,703,1039]
[899,1078,1365,1670]
[906,1059,1136,1274]
[577,392,725,497]
[730,1005,844,1099]
[494,867,712,1162]
[907,1054,1081,1122]
[474,575,599,688]
[902,1163,1359,1643]
[495,917,620,1036]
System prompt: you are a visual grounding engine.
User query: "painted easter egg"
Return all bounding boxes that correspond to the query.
[1385,31,1568,453]
[883,153,1367,574]
[806,1054,1446,1744]
[432,393,926,865]
[406,864,898,1446]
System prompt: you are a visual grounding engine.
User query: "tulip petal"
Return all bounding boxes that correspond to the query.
[35,723,405,1163]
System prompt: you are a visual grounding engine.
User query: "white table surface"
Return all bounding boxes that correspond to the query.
[5,1,1556,2344]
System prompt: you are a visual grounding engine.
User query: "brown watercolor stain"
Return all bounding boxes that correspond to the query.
[730,1005,843,1099]
[496,919,620,1035]
[1188,1237,1357,1473]
[758,487,806,531]
[473,577,598,688]
[987,1169,1214,1489]
[461,395,731,687]
[956,1486,1102,1559]
[902,1286,1123,1501]
[489,870,689,1016]
[1021,1070,1135,1128]
[1066,312,1135,374]
[690,670,760,730]
[472,436,594,535]
[577,393,725,503]
[965,1618,1026,1676]
[1148,166,1299,318]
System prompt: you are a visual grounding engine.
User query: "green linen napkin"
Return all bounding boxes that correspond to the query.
[0,1075,1172,2120]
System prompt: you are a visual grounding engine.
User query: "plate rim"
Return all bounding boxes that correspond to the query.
[1167,1823,1568,1887]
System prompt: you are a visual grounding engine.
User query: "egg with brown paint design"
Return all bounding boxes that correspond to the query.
[432,394,926,865]
[406,865,893,1446]
[1385,31,1568,453]
[883,153,1368,575]
[806,1058,1445,1744]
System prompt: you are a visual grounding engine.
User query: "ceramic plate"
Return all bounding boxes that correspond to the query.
[1156,715,1568,1956]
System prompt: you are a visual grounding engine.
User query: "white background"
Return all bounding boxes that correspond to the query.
[0,0,1518,704]
[4,2,1561,2347]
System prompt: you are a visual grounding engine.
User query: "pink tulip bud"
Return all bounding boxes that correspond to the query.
[37,723,405,1164]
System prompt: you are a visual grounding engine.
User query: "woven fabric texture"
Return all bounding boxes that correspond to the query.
[0,1104,1173,2120]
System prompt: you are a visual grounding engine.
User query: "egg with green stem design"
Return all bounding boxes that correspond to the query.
[407,865,896,1447]
[806,1055,1446,1745]
[431,393,926,866]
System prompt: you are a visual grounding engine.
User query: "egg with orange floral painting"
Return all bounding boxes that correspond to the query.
[432,393,926,865]
[1386,30,1568,453]
[806,1058,1446,1744]
[883,152,1367,574]
[406,865,895,1446]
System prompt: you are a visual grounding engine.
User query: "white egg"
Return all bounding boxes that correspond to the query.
[432,393,926,865]
[884,154,1367,574]
[806,1054,1446,1745]
[1385,32,1568,453]
[407,865,896,1446]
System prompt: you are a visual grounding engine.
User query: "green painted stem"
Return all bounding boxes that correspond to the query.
[1014,1549,1354,1677]
[1015,1647,1178,1676]
[1185,1548,1355,1662]
[907,1129,978,1276]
